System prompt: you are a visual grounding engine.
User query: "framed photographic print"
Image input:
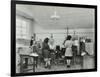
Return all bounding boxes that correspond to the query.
[11,0,97,76]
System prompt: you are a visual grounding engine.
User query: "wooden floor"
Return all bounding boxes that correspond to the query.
[24,55,95,73]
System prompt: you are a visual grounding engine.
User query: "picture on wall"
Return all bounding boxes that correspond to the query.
[11,0,97,76]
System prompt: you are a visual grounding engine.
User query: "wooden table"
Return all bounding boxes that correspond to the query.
[20,53,38,73]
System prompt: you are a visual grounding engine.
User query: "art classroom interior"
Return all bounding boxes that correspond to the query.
[16,4,95,73]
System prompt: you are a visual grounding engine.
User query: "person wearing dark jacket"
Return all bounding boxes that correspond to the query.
[30,34,37,53]
[42,38,51,68]
[30,36,34,47]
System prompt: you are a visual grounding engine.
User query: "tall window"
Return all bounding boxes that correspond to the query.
[16,16,30,39]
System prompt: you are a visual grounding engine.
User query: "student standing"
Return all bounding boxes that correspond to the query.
[49,34,56,65]
[64,35,73,68]
[30,34,38,67]
[42,38,51,69]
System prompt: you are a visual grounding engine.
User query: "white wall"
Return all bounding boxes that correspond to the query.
[34,24,94,44]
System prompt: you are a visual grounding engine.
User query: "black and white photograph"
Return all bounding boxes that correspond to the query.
[11,1,97,76]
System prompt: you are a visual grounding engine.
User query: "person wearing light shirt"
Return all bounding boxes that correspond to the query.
[49,34,56,65]
[64,35,73,68]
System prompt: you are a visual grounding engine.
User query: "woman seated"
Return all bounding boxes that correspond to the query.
[49,43,56,65]
[55,45,61,59]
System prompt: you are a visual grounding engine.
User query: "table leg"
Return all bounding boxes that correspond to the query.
[20,56,23,73]
[33,57,35,72]
[80,56,84,69]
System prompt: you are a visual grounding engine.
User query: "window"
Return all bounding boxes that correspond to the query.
[16,16,30,39]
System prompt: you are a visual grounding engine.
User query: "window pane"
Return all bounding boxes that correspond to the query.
[16,16,30,39]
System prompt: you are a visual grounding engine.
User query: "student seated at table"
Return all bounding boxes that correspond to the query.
[49,45,56,65]
[55,45,61,59]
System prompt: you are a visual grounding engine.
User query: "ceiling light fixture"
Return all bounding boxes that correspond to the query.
[51,8,60,20]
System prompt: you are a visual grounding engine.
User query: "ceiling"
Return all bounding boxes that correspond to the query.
[16,4,95,29]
